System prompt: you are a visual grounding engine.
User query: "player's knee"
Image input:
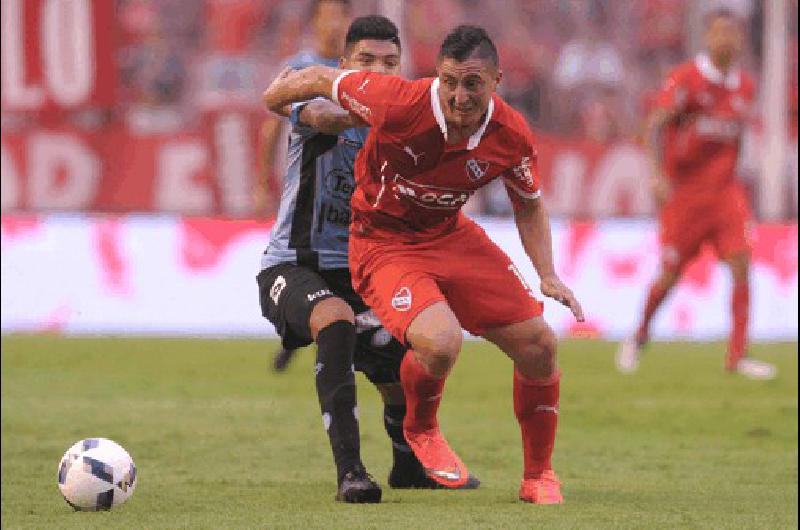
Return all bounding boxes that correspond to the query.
[415,328,462,378]
[516,327,558,378]
[309,297,354,338]
[533,328,558,371]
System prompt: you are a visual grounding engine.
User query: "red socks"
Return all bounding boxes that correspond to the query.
[727,278,750,370]
[400,350,445,433]
[514,369,560,478]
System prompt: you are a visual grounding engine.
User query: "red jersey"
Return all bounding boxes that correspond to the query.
[333,70,541,242]
[656,54,756,201]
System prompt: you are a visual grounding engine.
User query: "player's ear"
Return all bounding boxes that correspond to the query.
[494,69,503,90]
[338,57,346,68]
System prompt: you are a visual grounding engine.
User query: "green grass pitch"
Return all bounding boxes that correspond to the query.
[1,336,797,529]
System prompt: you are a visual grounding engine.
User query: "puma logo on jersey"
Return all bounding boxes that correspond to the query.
[357,78,370,92]
[404,145,424,166]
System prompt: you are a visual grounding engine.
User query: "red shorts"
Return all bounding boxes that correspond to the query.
[660,183,751,269]
[349,216,544,344]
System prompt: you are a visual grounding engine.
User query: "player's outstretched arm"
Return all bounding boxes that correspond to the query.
[514,197,585,322]
[298,100,367,134]
[263,65,345,114]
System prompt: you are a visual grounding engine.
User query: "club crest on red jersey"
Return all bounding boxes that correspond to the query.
[391,286,412,311]
[465,158,489,181]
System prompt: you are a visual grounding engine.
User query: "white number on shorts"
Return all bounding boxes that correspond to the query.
[508,264,536,298]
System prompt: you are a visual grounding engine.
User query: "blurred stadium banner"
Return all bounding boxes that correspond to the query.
[2,0,797,220]
[1,0,117,111]
[2,214,797,340]
[3,123,662,217]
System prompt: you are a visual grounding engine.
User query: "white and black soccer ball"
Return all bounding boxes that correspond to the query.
[57,438,137,511]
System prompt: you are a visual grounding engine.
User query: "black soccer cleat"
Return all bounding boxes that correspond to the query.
[388,460,481,490]
[272,347,298,372]
[336,466,382,503]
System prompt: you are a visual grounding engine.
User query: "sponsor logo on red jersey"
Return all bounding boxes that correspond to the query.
[391,174,472,210]
[694,116,741,141]
[340,91,372,121]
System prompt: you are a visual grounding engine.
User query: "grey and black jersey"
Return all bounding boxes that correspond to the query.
[261,99,367,271]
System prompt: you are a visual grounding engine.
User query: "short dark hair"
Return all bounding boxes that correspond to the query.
[344,15,401,53]
[704,7,739,28]
[438,25,498,68]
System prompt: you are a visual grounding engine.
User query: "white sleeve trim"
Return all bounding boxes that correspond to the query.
[331,70,358,106]
[504,179,541,200]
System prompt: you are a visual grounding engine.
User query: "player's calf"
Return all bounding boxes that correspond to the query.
[486,318,562,500]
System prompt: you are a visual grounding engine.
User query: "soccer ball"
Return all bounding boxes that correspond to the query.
[57,438,137,511]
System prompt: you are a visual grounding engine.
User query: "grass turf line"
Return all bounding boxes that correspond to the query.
[1,336,797,529]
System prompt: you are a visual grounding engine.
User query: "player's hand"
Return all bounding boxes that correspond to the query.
[274,65,295,82]
[345,113,368,128]
[263,66,296,111]
[650,177,672,208]
[540,275,584,322]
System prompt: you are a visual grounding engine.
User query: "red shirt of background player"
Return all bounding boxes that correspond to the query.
[332,70,541,242]
[655,54,755,205]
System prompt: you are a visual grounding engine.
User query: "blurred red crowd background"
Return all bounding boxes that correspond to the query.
[1,0,797,219]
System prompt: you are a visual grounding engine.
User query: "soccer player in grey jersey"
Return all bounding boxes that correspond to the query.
[257,16,476,504]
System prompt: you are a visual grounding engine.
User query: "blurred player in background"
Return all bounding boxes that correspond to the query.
[616,9,777,380]
[256,0,351,372]
[257,16,477,503]
[264,25,583,504]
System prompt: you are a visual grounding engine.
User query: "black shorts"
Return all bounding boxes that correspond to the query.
[256,263,406,384]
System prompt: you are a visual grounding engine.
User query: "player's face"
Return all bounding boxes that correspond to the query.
[341,39,401,75]
[705,16,742,65]
[313,1,349,56]
[436,57,501,130]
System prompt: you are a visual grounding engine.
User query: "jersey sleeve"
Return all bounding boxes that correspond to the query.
[332,70,421,129]
[501,129,542,209]
[289,99,327,138]
[654,68,692,115]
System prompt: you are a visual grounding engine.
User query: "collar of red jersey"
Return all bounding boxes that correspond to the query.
[694,54,741,90]
[430,78,495,150]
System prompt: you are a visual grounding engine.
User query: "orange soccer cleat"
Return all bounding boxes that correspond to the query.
[519,469,563,504]
[403,427,469,489]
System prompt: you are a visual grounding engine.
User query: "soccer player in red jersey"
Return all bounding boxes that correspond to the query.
[616,9,776,380]
[264,25,584,503]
